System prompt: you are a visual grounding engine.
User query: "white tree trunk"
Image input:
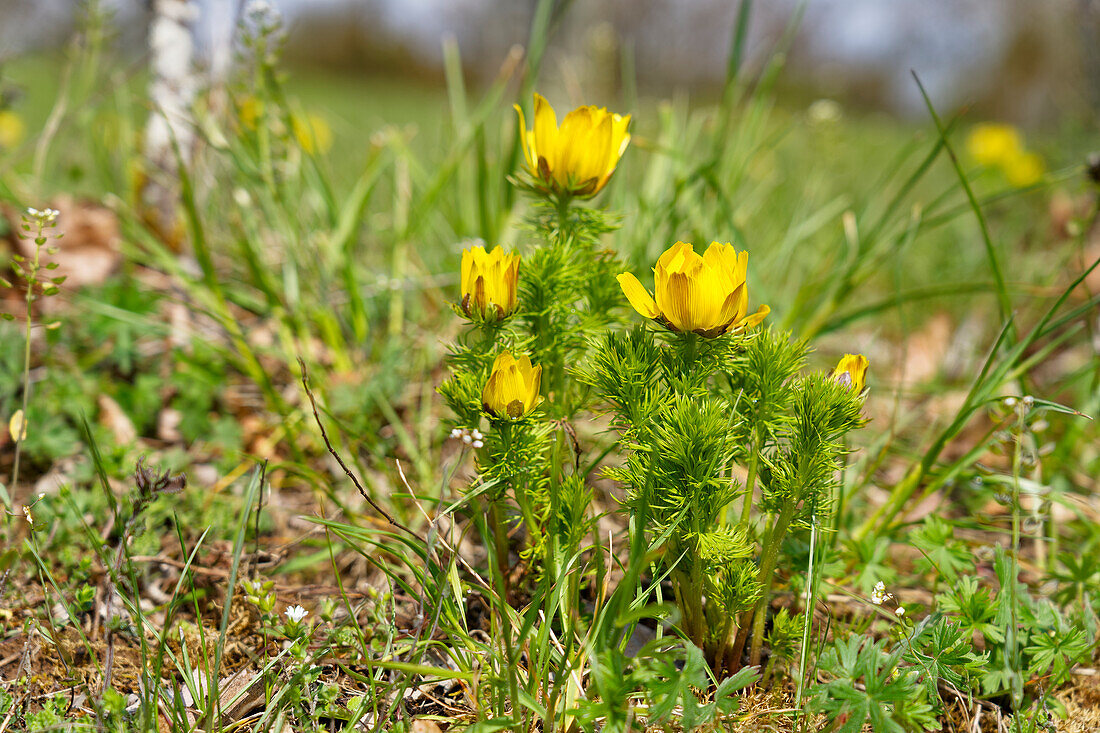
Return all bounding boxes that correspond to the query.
[142,0,199,247]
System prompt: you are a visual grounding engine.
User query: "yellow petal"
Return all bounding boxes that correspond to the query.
[556,106,594,189]
[533,94,559,180]
[741,304,770,329]
[660,271,694,331]
[715,282,746,333]
[832,353,869,391]
[579,112,613,184]
[514,104,536,171]
[461,246,477,296]
[617,273,659,319]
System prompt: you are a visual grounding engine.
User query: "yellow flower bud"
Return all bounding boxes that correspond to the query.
[514,93,631,198]
[482,351,543,420]
[461,245,520,321]
[617,241,769,337]
[832,354,869,393]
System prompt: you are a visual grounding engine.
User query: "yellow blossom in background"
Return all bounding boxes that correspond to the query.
[617,241,769,337]
[1002,150,1045,188]
[514,93,631,198]
[461,245,520,321]
[832,354,869,392]
[965,123,1022,167]
[482,351,543,420]
[238,96,263,131]
[292,114,333,156]
[0,110,25,150]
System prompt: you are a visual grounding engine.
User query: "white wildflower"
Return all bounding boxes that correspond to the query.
[284,604,308,623]
[871,581,892,605]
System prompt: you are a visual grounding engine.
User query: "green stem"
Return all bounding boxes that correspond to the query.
[10,228,43,518]
[738,430,761,528]
[489,500,511,601]
[749,504,796,667]
[1007,405,1025,719]
[479,502,519,720]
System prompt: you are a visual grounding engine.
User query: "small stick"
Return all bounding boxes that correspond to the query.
[298,358,422,542]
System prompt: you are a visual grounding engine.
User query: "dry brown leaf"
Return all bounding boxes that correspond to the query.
[157,408,183,443]
[410,719,444,733]
[217,667,267,724]
[98,394,138,445]
[895,311,952,386]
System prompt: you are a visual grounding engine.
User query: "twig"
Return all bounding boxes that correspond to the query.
[298,358,422,542]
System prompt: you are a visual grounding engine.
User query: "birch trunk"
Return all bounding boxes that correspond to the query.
[141,0,199,249]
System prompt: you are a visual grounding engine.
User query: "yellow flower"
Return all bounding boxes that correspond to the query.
[1001,149,1044,188]
[461,245,520,320]
[514,93,631,198]
[617,241,769,337]
[292,114,333,155]
[0,110,25,150]
[831,354,869,393]
[965,123,1022,167]
[482,351,543,420]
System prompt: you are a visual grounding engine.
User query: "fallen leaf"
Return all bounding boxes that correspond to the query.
[98,394,138,445]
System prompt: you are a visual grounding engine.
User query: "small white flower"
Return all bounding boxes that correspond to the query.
[471,429,483,440]
[450,428,462,439]
[895,606,906,617]
[808,98,842,125]
[284,604,308,623]
[462,434,472,444]
[871,581,891,605]
[471,440,483,448]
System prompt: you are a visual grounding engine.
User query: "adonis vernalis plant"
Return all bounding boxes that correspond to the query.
[514,93,631,199]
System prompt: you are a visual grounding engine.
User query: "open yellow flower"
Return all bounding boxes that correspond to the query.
[831,354,869,392]
[482,351,543,420]
[514,93,631,198]
[461,245,520,320]
[617,241,769,337]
